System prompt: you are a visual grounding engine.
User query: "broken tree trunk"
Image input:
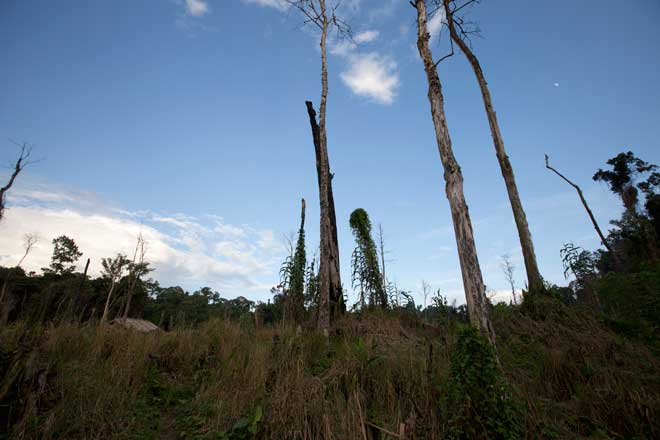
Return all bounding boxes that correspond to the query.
[306,100,343,330]
[414,0,495,345]
[545,155,618,258]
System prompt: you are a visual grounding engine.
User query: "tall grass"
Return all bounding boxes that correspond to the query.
[1,303,659,439]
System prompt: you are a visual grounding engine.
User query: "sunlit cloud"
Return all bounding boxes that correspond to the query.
[0,184,285,297]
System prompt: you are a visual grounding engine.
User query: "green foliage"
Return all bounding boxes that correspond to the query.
[101,253,130,281]
[443,326,523,440]
[349,208,386,309]
[43,235,82,275]
[218,405,262,440]
[560,242,596,282]
[595,268,660,346]
[592,151,657,198]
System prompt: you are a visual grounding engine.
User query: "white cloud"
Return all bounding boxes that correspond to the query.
[330,30,379,57]
[0,186,284,297]
[185,0,209,17]
[354,30,379,43]
[241,0,289,11]
[340,52,399,105]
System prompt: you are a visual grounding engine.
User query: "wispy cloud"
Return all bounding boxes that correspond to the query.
[0,184,284,298]
[240,0,288,11]
[330,30,379,56]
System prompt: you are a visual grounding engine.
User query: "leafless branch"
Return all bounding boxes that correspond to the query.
[286,0,353,38]
[1,141,35,221]
[16,233,39,268]
[545,154,617,258]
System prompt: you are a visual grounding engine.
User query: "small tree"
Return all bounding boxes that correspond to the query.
[279,199,307,324]
[349,208,386,309]
[500,254,517,304]
[122,234,150,319]
[43,235,83,276]
[0,233,38,319]
[100,254,129,324]
[422,280,431,321]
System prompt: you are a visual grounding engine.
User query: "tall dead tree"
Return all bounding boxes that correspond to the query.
[440,0,543,291]
[545,155,616,257]
[413,0,495,345]
[289,0,349,330]
[1,142,32,221]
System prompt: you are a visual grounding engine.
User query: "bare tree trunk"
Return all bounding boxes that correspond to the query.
[122,235,146,319]
[414,0,495,345]
[442,0,543,291]
[378,224,387,293]
[304,0,342,331]
[101,281,116,325]
[545,155,616,257]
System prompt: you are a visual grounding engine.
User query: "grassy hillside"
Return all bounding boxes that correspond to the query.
[1,297,658,439]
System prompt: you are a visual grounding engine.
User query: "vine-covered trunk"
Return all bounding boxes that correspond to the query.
[442,0,543,292]
[414,0,495,345]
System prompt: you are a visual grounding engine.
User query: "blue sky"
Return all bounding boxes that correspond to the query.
[1,0,659,305]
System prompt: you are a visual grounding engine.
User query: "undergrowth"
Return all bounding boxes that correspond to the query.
[1,305,659,439]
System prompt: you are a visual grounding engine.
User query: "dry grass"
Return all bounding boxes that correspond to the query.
[1,305,659,439]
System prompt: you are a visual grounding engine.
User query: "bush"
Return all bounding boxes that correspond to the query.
[443,326,523,440]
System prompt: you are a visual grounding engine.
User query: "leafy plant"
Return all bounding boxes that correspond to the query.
[443,326,523,440]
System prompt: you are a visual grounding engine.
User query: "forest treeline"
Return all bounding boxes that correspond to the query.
[1,0,660,439]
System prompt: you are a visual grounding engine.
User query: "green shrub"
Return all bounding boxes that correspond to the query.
[443,326,523,440]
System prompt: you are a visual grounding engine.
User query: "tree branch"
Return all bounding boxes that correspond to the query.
[0,142,34,221]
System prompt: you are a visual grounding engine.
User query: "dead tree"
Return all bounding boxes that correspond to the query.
[289,0,350,330]
[1,142,32,221]
[100,254,129,324]
[545,155,616,257]
[440,0,543,291]
[500,253,518,304]
[412,0,495,345]
[377,224,388,300]
[0,233,38,323]
[122,234,147,320]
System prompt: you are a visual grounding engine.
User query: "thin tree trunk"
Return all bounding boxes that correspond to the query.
[305,0,342,331]
[74,259,90,305]
[122,235,145,320]
[414,0,495,345]
[443,0,543,291]
[294,198,306,323]
[378,224,387,295]
[101,281,116,324]
[545,155,616,256]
